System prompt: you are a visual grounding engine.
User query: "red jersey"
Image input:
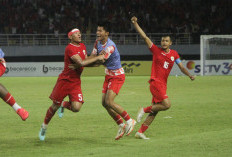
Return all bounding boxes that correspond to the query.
[149,44,180,85]
[58,43,87,82]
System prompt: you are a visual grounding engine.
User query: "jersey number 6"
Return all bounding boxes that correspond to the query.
[163,61,169,69]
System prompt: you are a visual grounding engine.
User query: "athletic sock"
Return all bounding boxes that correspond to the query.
[12,103,21,112]
[41,122,48,129]
[44,106,56,125]
[113,114,124,125]
[143,106,153,113]
[121,111,131,121]
[138,124,149,133]
[3,92,21,112]
[3,92,16,106]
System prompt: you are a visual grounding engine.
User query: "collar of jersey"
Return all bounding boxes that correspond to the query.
[70,43,81,47]
[162,49,170,54]
[100,39,108,48]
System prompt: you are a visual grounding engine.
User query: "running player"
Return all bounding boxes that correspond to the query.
[131,16,195,139]
[0,48,29,121]
[39,28,105,141]
[91,22,136,140]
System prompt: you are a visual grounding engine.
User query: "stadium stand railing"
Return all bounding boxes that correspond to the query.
[0,33,191,46]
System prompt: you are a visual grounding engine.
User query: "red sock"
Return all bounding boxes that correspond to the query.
[120,111,131,121]
[113,114,124,125]
[143,106,152,113]
[62,101,72,111]
[138,124,149,133]
[3,92,16,106]
[44,106,56,125]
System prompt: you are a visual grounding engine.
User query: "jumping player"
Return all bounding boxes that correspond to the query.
[39,28,105,141]
[91,22,136,140]
[131,16,195,139]
[0,48,29,121]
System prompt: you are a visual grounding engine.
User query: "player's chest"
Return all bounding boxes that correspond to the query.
[154,52,175,69]
[96,44,106,53]
[156,52,175,62]
[74,48,86,59]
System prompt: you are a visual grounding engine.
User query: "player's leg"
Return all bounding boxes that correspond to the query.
[39,102,60,141]
[137,81,170,122]
[60,101,83,112]
[135,111,158,140]
[105,90,136,136]
[151,98,171,112]
[0,83,29,121]
[40,80,66,141]
[102,93,125,140]
[58,85,84,117]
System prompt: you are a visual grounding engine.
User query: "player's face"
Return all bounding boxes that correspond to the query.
[161,37,172,50]
[71,32,81,43]
[96,26,109,42]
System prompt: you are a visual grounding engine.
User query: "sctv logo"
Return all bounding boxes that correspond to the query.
[186,61,232,75]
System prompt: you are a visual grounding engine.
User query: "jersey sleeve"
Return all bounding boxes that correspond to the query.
[104,45,115,59]
[91,40,98,56]
[174,51,181,64]
[0,48,5,58]
[149,43,159,55]
[67,47,78,58]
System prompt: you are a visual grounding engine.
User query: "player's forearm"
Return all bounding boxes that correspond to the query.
[133,22,147,40]
[80,57,99,67]
[181,67,192,77]
[85,60,103,67]
[133,22,152,48]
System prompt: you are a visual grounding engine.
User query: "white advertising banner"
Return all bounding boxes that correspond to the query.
[2,60,232,77]
[4,62,64,77]
[172,60,232,76]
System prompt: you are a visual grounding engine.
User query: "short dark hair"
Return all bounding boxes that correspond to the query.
[97,21,111,32]
[161,35,173,42]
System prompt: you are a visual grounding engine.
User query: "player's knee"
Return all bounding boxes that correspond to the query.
[52,102,60,111]
[162,100,171,110]
[72,105,81,112]
[105,99,114,107]
[165,102,171,110]
[72,107,80,112]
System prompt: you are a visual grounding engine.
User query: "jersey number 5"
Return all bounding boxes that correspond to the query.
[163,61,169,69]
[78,94,83,101]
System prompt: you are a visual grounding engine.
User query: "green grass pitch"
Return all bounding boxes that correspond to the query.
[0,76,232,157]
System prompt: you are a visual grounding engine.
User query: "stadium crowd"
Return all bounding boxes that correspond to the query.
[0,0,231,42]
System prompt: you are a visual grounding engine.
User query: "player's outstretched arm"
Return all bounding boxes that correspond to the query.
[71,54,105,67]
[177,62,195,81]
[131,16,153,48]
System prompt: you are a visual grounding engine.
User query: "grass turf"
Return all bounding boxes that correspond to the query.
[0,76,231,157]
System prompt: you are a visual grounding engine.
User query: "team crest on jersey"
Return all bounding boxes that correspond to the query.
[171,56,174,61]
[83,50,86,55]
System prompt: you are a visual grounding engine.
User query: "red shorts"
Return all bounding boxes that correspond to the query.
[149,80,168,103]
[0,63,6,77]
[102,74,125,95]
[49,79,84,105]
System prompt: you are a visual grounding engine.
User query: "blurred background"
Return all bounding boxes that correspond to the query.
[0,0,231,68]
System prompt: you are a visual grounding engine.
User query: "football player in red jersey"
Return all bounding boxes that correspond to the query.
[0,49,29,121]
[131,16,195,139]
[39,28,105,141]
